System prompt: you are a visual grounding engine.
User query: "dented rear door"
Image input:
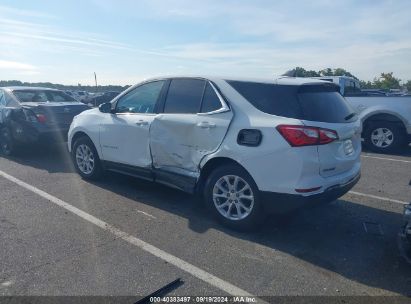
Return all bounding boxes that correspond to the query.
[150,79,233,187]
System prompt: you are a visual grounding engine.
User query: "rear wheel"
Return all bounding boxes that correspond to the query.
[0,127,14,156]
[72,136,102,180]
[363,122,406,153]
[203,164,264,231]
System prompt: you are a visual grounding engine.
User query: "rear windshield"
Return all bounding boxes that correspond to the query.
[12,90,77,103]
[228,81,356,123]
[298,84,356,123]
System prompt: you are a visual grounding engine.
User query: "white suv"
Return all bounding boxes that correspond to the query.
[68,76,361,230]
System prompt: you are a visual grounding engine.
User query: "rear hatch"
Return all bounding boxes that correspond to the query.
[227,80,361,178]
[297,84,361,177]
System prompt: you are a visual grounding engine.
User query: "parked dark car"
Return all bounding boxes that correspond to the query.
[90,91,120,107]
[0,87,90,155]
[399,203,411,264]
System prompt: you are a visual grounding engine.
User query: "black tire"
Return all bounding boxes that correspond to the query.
[72,136,102,180]
[363,122,406,153]
[203,164,265,231]
[0,127,14,156]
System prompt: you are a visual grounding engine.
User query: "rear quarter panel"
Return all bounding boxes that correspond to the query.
[200,80,320,194]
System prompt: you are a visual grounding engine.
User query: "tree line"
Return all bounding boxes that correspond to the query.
[1,68,411,92]
[290,67,411,91]
[0,80,130,93]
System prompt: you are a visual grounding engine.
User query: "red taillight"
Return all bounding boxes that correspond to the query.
[318,128,338,144]
[276,125,338,147]
[36,114,47,123]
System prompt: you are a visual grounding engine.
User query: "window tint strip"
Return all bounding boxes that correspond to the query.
[298,83,340,93]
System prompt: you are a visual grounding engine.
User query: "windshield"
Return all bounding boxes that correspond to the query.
[12,90,77,103]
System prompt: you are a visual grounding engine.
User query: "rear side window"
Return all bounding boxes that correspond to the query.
[200,83,222,113]
[164,79,206,114]
[227,81,303,119]
[228,81,355,123]
[12,90,76,103]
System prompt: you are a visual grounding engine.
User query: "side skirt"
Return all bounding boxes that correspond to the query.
[153,169,197,194]
[102,161,197,193]
[103,161,154,182]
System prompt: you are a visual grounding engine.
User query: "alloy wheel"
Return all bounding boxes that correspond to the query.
[75,144,95,175]
[212,175,254,221]
[371,127,394,148]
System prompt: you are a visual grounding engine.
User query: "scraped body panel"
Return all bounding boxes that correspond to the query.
[150,111,233,177]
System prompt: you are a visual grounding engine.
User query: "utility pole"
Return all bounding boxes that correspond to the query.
[94,72,98,92]
[94,72,98,107]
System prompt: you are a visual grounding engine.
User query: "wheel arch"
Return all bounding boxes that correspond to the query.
[362,112,408,151]
[362,112,406,132]
[196,156,252,194]
[70,131,102,158]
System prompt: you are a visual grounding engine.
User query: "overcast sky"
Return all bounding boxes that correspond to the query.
[0,0,410,85]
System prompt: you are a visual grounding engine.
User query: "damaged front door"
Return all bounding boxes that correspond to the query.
[150,78,232,192]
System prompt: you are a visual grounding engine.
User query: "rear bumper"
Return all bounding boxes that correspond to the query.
[13,124,69,144]
[37,129,69,143]
[260,172,361,214]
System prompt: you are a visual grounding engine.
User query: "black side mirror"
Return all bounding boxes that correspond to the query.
[99,102,112,113]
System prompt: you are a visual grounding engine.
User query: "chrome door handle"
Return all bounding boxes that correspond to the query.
[197,121,216,129]
[136,120,148,126]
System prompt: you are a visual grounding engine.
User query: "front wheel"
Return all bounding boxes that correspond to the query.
[0,127,14,156]
[363,122,406,153]
[203,164,265,231]
[72,136,102,180]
